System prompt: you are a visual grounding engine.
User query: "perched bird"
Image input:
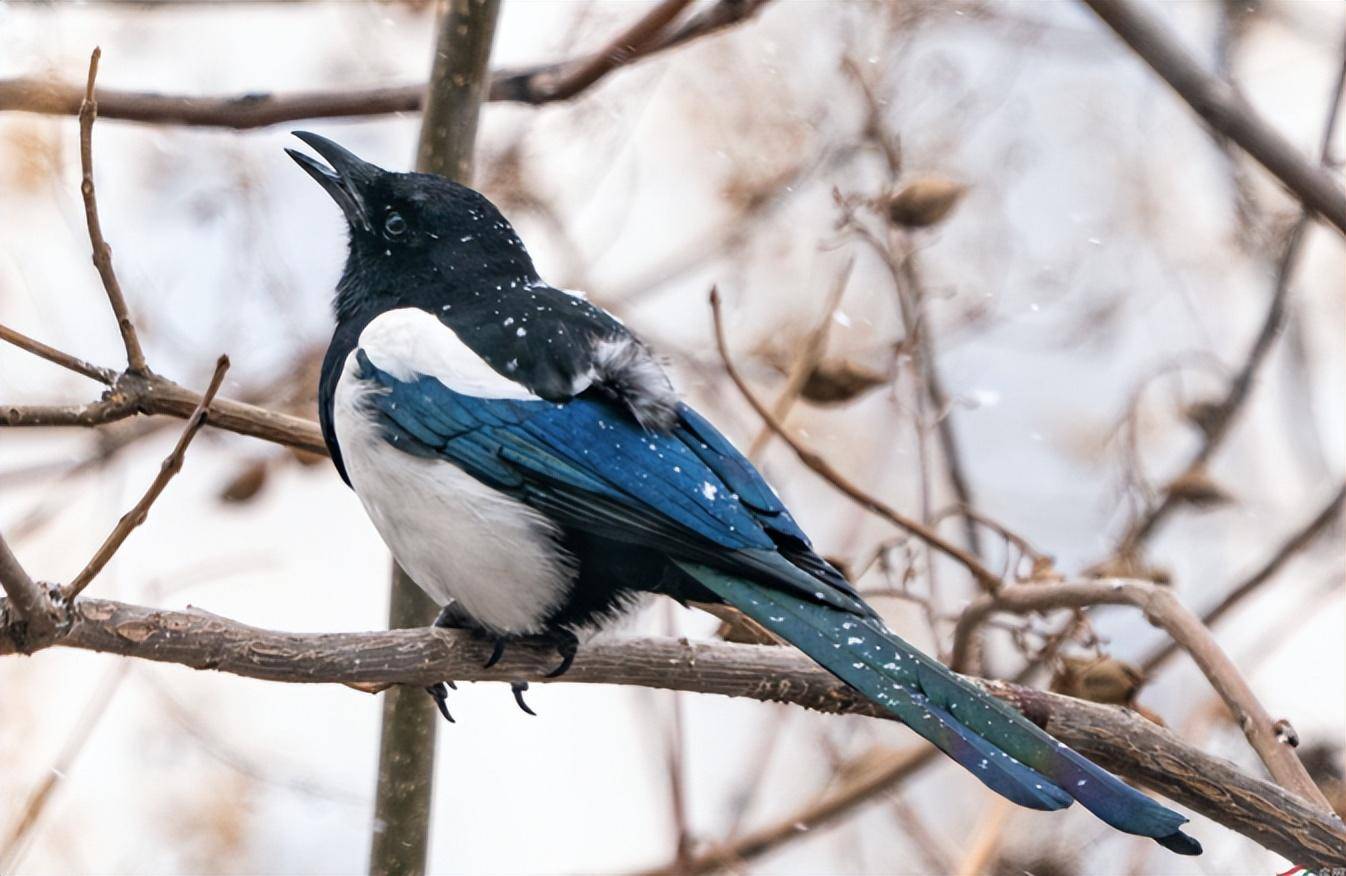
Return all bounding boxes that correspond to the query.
[288,131,1199,856]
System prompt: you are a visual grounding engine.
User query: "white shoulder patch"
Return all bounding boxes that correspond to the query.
[358,307,539,400]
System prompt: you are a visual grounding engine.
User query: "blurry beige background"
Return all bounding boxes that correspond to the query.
[1,1,1343,874]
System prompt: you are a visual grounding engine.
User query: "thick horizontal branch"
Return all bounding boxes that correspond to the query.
[0,0,771,128]
[1,596,1343,868]
[1081,0,1346,237]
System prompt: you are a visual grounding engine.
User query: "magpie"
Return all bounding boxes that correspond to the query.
[287,131,1200,856]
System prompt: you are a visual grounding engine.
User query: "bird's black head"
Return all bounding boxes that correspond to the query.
[286,131,540,323]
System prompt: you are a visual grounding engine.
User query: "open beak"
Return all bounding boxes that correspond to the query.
[286,131,379,233]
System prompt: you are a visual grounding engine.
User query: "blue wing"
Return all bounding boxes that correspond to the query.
[352,350,869,615]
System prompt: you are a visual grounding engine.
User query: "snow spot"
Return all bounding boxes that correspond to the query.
[700,482,719,501]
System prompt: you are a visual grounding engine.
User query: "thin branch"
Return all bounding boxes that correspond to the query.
[78,48,148,376]
[0,323,116,385]
[0,364,325,455]
[501,0,693,105]
[0,1,773,127]
[62,356,229,601]
[950,577,1331,811]
[1116,44,1346,554]
[3,598,1344,870]
[1080,0,1346,237]
[0,664,129,873]
[708,287,1003,591]
[1141,483,1346,674]
[745,259,854,459]
[0,532,57,646]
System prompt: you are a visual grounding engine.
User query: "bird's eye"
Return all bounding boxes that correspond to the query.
[384,212,407,238]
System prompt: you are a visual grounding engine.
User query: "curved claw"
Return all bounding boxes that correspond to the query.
[544,631,579,679]
[484,638,507,669]
[425,683,455,723]
[511,680,537,717]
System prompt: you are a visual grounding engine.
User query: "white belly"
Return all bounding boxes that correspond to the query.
[333,351,575,634]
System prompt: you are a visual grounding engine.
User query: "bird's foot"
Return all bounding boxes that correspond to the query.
[542,629,579,678]
[425,680,458,723]
[511,680,537,717]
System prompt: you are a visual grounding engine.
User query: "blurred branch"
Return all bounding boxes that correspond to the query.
[495,0,693,104]
[1140,482,1346,674]
[709,286,1002,591]
[78,48,148,376]
[62,355,229,601]
[1115,45,1346,555]
[0,663,129,873]
[745,259,853,459]
[3,597,1344,869]
[0,1,773,127]
[1080,0,1346,237]
[950,577,1331,811]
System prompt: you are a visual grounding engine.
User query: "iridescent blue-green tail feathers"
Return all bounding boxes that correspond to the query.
[677,559,1201,856]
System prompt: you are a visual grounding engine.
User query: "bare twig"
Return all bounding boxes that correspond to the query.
[0,664,129,873]
[1115,45,1346,555]
[0,532,57,646]
[954,796,1012,876]
[0,365,325,454]
[4,600,1341,868]
[0,323,116,385]
[950,578,1331,811]
[1080,0,1346,237]
[708,287,1002,591]
[500,0,693,105]
[1141,483,1346,674]
[0,1,772,126]
[62,356,229,601]
[745,259,854,459]
[641,746,935,876]
[77,48,148,376]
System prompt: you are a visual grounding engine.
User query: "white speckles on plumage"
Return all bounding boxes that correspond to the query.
[701,482,718,501]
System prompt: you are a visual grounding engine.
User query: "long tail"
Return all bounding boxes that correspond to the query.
[677,559,1201,855]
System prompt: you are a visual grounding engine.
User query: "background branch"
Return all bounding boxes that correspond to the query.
[1080,0,1346,237]
[0,0,771,127]
[950,577,1329,810]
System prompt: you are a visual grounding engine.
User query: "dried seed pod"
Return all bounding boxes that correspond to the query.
[218,459,269,504]
[1165,468,1233,508]
[800,360,889,405]
[1181,398,1224,438]
[885,177,967,228]
[1051,656,1146,706]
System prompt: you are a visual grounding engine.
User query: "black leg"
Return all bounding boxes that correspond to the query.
[511,680,537,717]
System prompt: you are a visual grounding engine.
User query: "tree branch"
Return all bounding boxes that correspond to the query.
[708,286,1003,591]
[1114,44,1346,555]
[62,356,229,601]
[1080,0,1346,237]
[950,577,1330,811]
[1140,482,1346,674]
[2,596,1343,869]
[0,533,58,647]
[78,48,148,375]
[0,1,772,127]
